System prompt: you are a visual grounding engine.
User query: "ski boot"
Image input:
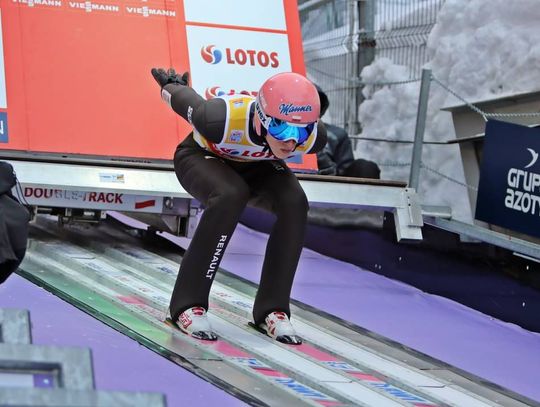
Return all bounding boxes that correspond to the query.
[257,311,302,345]
[166,306,217,341]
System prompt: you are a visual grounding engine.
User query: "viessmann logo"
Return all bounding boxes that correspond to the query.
[200,45,279,68]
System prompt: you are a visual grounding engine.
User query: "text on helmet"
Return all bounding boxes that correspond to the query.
[279,104,313,116]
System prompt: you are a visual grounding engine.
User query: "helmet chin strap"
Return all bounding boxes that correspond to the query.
[251,101,269,156]
[254,95,273,130]
[251,102,267,138]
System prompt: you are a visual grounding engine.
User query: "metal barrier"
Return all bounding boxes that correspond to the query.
[300,0,444,132]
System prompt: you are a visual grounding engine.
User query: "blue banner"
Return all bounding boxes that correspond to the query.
[476,120,540,238]
[0,111,7,143]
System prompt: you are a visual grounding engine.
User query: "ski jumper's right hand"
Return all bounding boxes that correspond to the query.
[151,67,192,109]
[150,67,225,141]
[151,68,190,89]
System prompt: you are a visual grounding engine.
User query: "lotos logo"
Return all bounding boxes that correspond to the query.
[279,104,313,116]
[219,147,279,159]
[205,86,258,100]
[201,45,279,68]
[205,86,227,99]
[201,45,222,64]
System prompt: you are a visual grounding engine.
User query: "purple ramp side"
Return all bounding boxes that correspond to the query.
[109,211,540,402]
[161,221,540,403]
[0,275,247,407]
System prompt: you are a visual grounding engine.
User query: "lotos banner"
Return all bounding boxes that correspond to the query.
[475,120,540,239]
[0,0,316,171]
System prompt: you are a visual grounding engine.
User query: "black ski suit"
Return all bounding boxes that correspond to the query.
[162,83,326,325]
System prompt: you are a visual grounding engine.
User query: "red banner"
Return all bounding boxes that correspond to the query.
[0,0,316,171]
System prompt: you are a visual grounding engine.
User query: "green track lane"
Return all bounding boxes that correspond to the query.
[17,263,214,361]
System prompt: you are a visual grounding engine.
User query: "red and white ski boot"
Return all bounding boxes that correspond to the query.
[167,307,217,341]
[259,311,302,345]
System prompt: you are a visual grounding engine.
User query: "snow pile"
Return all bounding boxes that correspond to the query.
[357,0,540,222]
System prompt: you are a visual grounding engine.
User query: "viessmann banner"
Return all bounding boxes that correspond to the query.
[0,0,316,171]
[475,120,540,239]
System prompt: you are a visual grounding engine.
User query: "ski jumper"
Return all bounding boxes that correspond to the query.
[162,83,327,325]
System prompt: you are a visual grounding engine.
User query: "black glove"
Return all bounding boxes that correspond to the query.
[151,68,189,88]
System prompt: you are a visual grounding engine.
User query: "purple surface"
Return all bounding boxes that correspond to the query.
[6,211,540,404]
[34,373,55,389]
[0,275,247,407]
[164,221,540,403]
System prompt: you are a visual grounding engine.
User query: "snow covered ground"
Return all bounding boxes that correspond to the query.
[357,0,540,222]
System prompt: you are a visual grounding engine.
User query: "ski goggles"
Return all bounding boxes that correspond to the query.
[266,118,315,144]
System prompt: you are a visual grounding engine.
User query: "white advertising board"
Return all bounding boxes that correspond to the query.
[183,0,287,30]
[186,25,292,98]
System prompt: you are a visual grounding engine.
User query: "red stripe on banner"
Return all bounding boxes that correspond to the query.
[185,21,287,34]
[135,199,156,209]
[284,0,306,75]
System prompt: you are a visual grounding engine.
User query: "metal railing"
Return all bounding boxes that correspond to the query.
[300,0,444,130]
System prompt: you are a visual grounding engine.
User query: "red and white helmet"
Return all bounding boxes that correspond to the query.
[255,72,320,143]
